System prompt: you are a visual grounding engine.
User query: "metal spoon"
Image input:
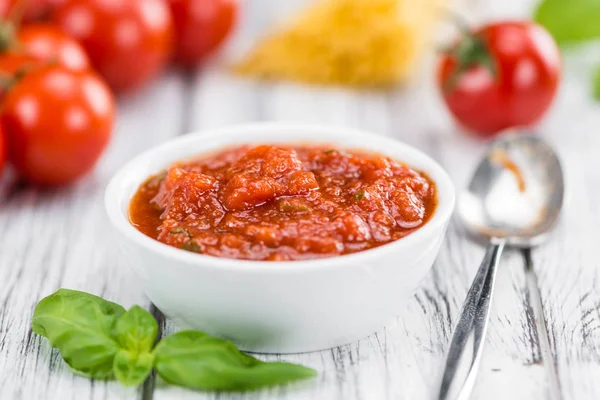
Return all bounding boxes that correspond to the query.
[438,133,564,400]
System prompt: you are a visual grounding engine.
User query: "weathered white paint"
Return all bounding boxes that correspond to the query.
[1,0,599,399]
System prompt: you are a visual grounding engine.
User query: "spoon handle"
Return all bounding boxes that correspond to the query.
[438,241,505,400]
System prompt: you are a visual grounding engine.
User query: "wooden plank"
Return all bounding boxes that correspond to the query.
[0,73,187,400]
[529,66,600,400]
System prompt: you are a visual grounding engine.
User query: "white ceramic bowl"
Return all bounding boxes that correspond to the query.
[105,123,455,354]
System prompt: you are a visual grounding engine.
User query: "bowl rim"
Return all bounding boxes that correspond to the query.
[105,122,456,272]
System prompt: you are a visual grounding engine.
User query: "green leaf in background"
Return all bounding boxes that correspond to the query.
[113,349,154,386]
[154,331,317,391]
[32,289,125,379]
[594,65,600,100]
[534,0,600,44]
[115,305,158,352]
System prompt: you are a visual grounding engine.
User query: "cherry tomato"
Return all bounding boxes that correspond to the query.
[17,24,90,72]
[0,24,90,99]
[2,66,115,186]
[438,21,561,136]
[51,0,173,92]
[166,0,237,67]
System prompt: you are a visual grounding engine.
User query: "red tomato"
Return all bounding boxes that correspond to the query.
[51,0,173,92]
[2,66,115,186]
[166,0,238,67]
[438,21,561,136]
[0,24,90,99]
[17,24,91,72]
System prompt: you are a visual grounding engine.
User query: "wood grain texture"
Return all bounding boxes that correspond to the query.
[0,0,599,399]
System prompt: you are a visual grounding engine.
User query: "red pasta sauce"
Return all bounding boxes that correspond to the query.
[129,145,437,261]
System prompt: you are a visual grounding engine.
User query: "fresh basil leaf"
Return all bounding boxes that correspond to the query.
[534,0,600,44]
[113,349,154,387]
[115,306,158,353]
[154,331,317,391]
[32,289,125,379]
[594,64,600,101]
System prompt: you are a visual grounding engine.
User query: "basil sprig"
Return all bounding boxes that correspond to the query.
[32,289,316,391]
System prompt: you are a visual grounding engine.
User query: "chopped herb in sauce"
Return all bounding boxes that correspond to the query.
[354,190,366,201]
[181,241,203,254]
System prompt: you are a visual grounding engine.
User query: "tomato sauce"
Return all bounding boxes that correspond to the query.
[129,145,437,261]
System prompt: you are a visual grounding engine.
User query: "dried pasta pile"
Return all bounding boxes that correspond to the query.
[234,0,442,88]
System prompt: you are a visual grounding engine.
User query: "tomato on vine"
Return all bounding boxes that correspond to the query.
[0,23,90,100]
[17,24,90,72]
[2,66,115,186]
[51,0,174,92]
[438,21,561,137]
[166,0,238,67]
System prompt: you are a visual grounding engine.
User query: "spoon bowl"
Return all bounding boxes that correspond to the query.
[459,134,564,247]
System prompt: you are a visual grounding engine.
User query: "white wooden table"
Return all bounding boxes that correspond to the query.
[1,0,599,399]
